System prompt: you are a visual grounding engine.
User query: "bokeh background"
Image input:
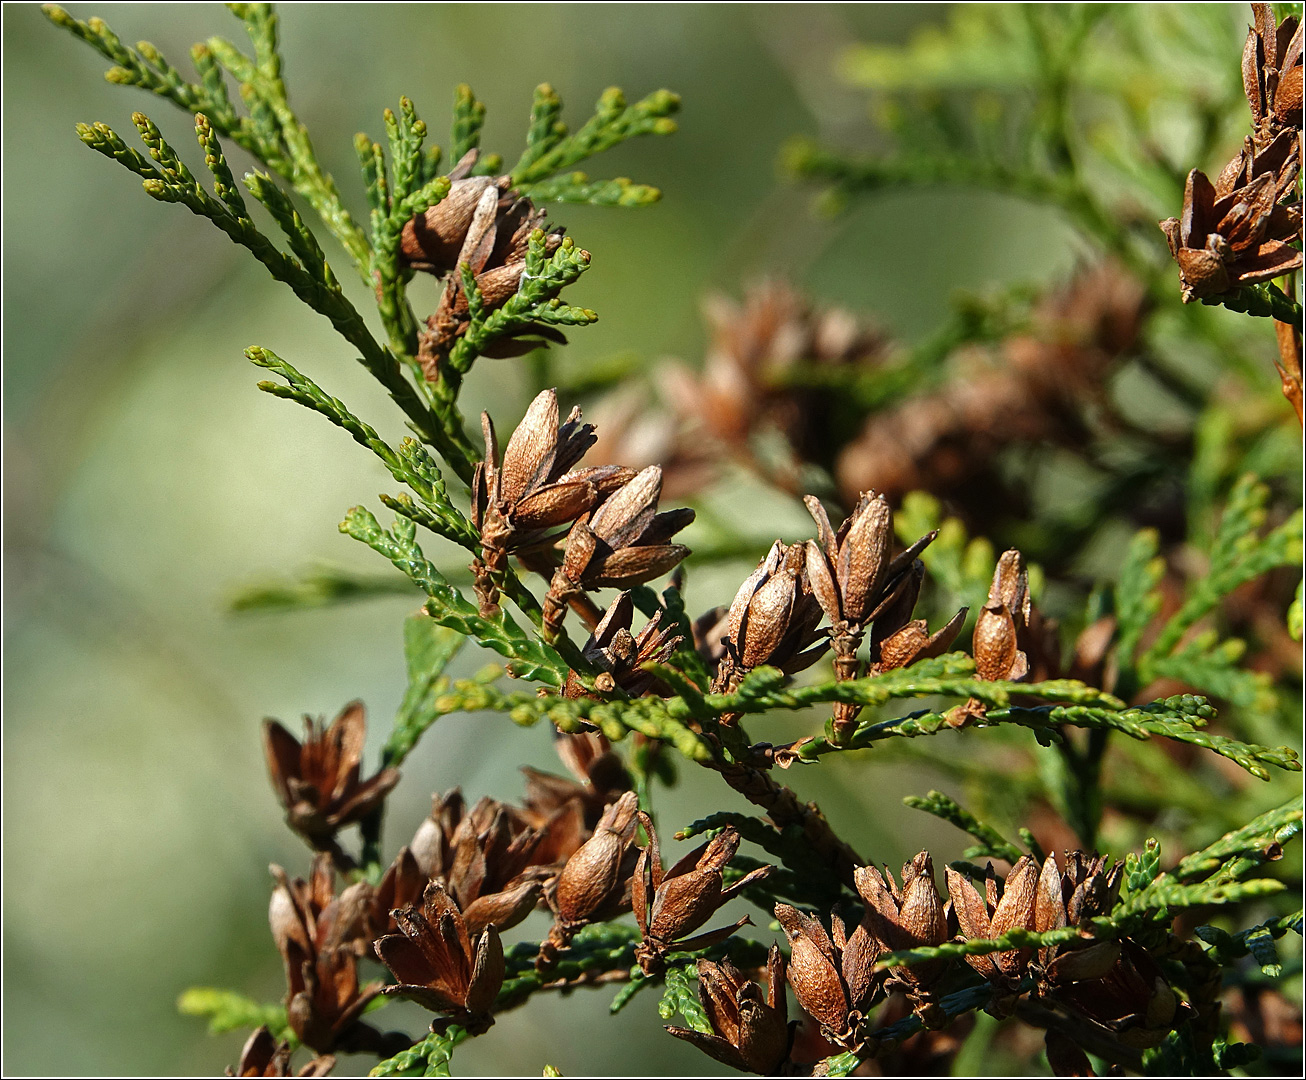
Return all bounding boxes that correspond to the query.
[1,3,1272,1076]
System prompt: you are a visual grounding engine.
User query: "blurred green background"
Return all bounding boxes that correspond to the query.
[0,3,1198,1075]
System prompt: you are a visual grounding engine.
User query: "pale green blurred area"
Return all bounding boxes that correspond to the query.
[0,3,1102,1074]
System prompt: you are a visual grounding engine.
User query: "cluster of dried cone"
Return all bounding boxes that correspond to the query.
[584,266,1150,531]
[247,701,1186,1079]
[245,705,784,1074]
[238,376,1071,1075]
[670,851,1189,1076]
[453,374,1041,734]
[1161,4,1303,303]
[230,131,1203,1077]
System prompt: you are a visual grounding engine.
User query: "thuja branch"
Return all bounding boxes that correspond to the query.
[251,347,478,548]
[704,654,1126,715]
[340,507,571,685]
[47,2,372,269]
[510,84,680,195]
[790,694,1300,781]
[74,113,454,460]
[1204,281,1305,323]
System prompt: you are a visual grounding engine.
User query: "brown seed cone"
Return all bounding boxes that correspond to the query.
[853,853,950,1011]
[470,388,632,614]
[713,539,827,693]
[540,791,641,965]
[633,814,772,974]
[774,904,881,1049]
[945,858,1042,988]
[262,701,399,850]
[561,591,683,699]
[403,154,572,375]
[802,492,959,742]
[1243,4,1304,146]
[665,946,793,1075]
[544,466,694,636]
[268,857,390,1055]
[1159,141,1303,303]
[373,880,504,1033]
[1051,939,1190,1050]
[406,790,553,937]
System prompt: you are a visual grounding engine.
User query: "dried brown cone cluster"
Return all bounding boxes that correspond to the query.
[262,702,399,856]
[853,853,951,1025]
[267,856,407,1058]
[805,494,964,741]
[947,854,1189,1052]
[774,903,880,1050]
[465,385,695,635]
[363,733,637,949]
[256,713,644,1056]
[950,547,1060,726]
[633,816,773,974]
[1160,137,1302,302]
[1161,5,1302,302]
[405,790,548,936]
[649,845,1198,1075]
[1243,3,1304,150]
[702,493,962,740]
[665,947,795,1075]
[469,388,633,615]
[539,790,642,967]
[543,465,694,637]
[402,151,572,375]
[372,880,505,1034]
[837,263,1147,510]
[712,539,827,694]
[658,281,894,492]
[561,591,683,699]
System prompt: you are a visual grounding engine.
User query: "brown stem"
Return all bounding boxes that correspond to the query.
[1273,319,1303,427]
[318,835,359,875]
[517,552,605,637]
[831,637,864,744]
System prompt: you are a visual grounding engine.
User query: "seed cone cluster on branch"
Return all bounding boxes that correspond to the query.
[469,387,635,616]
[1161,5,1303,302]
[262,701,399,852]
[655,847,1191,1076]
[633,814,773,973]
[402,150,573,374]
[372,880,505,1034]
[583,268,1148,522]
[464,385,696,632]
[664,947,795,1074]
[562,591,683,698]
[267,856,406,1058]
[249,603,1203,1076]
[703,493,964,744]
[256,718,658,1047]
